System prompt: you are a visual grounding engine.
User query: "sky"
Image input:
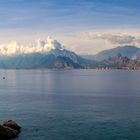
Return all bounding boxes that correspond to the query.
[0,0,140,54]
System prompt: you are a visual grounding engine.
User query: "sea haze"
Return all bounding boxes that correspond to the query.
[0,70,140,140]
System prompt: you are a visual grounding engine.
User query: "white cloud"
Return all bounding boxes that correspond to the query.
[0,30,140,56]
[0,36,63,56]
[60,30,140,55]
[88,33,136,45]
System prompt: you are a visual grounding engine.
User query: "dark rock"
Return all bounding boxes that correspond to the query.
[0,120,21,139]
[0,125,18,138]
[102,54,140,70]
[3,120,21,132]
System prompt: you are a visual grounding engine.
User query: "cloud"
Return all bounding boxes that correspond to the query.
[85,32,140,45]
[97,34,135,45]
[0,36,63,56]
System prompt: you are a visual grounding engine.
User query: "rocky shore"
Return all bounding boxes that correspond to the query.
[0,120,21,139]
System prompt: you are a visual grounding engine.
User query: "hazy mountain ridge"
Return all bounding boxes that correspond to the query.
[0,52,90,69]
[84,45,140,61]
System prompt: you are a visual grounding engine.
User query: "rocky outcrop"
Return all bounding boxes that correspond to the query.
[101,54,140,70]
[0,120,21,139]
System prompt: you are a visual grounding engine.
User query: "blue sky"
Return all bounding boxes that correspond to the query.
[1,0,139,30]
[0,0,140,54]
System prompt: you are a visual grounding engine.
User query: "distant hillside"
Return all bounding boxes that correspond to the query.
[86,45,140,61]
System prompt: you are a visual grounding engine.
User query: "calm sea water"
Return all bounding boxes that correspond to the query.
[0,70,140,140]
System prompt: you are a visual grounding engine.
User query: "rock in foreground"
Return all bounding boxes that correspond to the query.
[0,120,21,139]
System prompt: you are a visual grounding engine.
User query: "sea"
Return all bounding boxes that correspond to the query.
[0,70,140,140]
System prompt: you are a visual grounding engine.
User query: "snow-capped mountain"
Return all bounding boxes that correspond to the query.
[0,37,95,69]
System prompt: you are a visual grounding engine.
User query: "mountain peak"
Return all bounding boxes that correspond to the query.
[118,45,138,49]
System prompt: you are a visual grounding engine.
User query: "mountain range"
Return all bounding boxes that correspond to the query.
[0,37,96,69]
[85,45,140,70]
[0,37,140,69]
